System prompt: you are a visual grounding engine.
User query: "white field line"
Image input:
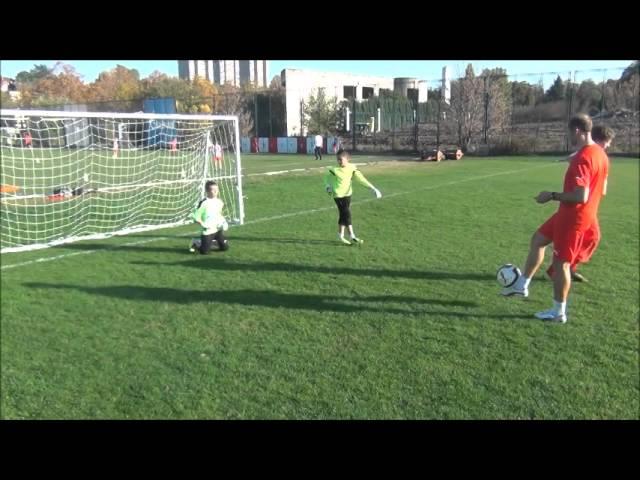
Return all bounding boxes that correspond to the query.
[245,161,373,177]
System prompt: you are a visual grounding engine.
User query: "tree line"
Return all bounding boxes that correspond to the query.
[2,61,638,146]
[1,62,289,136]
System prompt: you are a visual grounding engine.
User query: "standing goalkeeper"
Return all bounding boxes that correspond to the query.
[189,181,229,254]
[324,149,382,245]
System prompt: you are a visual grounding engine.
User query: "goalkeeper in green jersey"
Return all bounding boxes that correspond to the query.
[189,181,229,254]
[323,149,382,245]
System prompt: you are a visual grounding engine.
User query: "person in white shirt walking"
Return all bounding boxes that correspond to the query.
[314,134,323,160]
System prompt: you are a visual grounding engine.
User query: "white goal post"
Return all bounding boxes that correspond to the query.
[0,109,244,253]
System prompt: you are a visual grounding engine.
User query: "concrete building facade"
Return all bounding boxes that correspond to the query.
[178,60,269,87]
[281,68,396,136]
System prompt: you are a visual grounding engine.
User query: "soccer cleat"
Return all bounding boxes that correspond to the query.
[339,237,352,245]
[534,309,567,324]
[500,284,528,297]
[350,237,364,245]
[571,271,588,283]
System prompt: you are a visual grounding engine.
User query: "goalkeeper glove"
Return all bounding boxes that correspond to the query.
[325,185,333,195]
[372,187,382,199]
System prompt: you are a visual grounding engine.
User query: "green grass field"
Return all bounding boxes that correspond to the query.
[1,153,638,419]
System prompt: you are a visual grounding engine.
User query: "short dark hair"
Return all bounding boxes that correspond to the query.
[592,125,615,143]
[336,149,350,161]
[568,113,592,133]
[205,180,217,191]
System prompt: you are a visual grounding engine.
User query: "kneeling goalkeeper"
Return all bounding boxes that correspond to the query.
[190,180,229,253]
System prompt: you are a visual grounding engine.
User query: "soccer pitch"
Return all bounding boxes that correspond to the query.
[1,153,638,419]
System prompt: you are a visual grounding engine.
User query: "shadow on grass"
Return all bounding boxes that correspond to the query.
[49,234,339,254]
[24,282,484,316]
[50,242,183,254]
[23,282,534,320]
[130,257,495,282]
[231,236,339,246]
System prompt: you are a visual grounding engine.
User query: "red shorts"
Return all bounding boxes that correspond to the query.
[576,220,600,264]
[538,213,599,265]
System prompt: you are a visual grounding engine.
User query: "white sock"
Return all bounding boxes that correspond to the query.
[348,227,356,238]
[553,300,566,315]
[517,276,531,289]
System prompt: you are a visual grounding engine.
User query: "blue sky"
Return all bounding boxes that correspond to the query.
[1,60,633,87]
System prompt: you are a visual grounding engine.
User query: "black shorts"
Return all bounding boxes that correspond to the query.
[199,230,229,253]
[334,196,352,226]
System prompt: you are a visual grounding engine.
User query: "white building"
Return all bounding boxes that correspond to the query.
[178,60,269,87]
[281,69,428,136]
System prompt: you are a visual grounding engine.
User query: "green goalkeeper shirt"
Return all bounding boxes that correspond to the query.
[191,197,225,235]
[324,163,374,198]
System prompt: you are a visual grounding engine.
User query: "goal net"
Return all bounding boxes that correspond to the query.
[0,110,244,253]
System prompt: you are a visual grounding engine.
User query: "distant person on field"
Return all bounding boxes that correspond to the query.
[23,131,33,149]
[314,134,323,160]
[214,142,223,167]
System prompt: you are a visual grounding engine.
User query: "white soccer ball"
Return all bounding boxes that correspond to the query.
[497,264,521,288]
